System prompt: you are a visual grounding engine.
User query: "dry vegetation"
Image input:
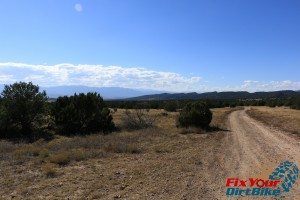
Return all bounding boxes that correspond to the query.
[246,106,300,136]
[0,108,236,199]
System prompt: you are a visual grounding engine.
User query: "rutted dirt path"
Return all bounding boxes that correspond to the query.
[214,108,300,199]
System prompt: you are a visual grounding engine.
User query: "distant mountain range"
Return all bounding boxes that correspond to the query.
[126,90,300,101]
[0,84,299,100]
[0,85,163,99]
[42,86,164,99]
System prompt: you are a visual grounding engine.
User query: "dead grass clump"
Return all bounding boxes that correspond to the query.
[39,149,50,158]
[48,151,71,165]
[13,145,44,157]
[104,143,141,154]
[48,149,94,165]
[121,109,156,130]
[47,135,104,152]
[47,137,73,151]
[71,135,105,149]
[154,145,171,154]
[125,144,141,154]
[71,149,87,161]
[41,163,58,178]
[0,140,18,160]
[0,140,16,154]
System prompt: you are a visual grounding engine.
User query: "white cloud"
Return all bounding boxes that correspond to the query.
[74,3,83,12]
[0,62,202,92]
[0,62,299,92]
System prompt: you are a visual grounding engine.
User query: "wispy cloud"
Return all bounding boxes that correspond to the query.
[0,62,299,92]
[240,80,300,91]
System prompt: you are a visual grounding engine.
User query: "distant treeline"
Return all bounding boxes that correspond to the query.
[126,90,299,101]
[106,96,300,110]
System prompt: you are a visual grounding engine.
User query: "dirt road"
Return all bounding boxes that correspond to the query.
[216,108,300,199]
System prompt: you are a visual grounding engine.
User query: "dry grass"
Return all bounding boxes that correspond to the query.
[104,143,141,154]
[246,106,300,135]
[0,141,18,160]
[13,144,45,157]
[48,151,72,165]
[47,149,92,165]
[0,140,17,154]
[0,107,236,199]
[41,163,58,178]
[121,109,157,130]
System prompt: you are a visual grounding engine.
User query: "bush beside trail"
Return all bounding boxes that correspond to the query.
[178,101,212,129]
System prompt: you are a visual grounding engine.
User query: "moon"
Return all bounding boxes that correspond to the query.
[74,3,83,12]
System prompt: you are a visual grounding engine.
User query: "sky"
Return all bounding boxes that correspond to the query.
[0,0,299,92]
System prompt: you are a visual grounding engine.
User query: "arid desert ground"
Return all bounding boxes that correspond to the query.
[1,106,299,199]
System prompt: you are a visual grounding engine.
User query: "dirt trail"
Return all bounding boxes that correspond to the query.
[215,108,300,199]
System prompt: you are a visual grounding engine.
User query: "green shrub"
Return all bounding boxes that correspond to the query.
[53,92,115,135]
[289,96,300,110]
[164,101,177,112]
[178,102,212,128]
[267,100,276,108]
[0,82,48,139]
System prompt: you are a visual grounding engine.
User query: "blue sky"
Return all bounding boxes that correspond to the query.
[0,0,299,92]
